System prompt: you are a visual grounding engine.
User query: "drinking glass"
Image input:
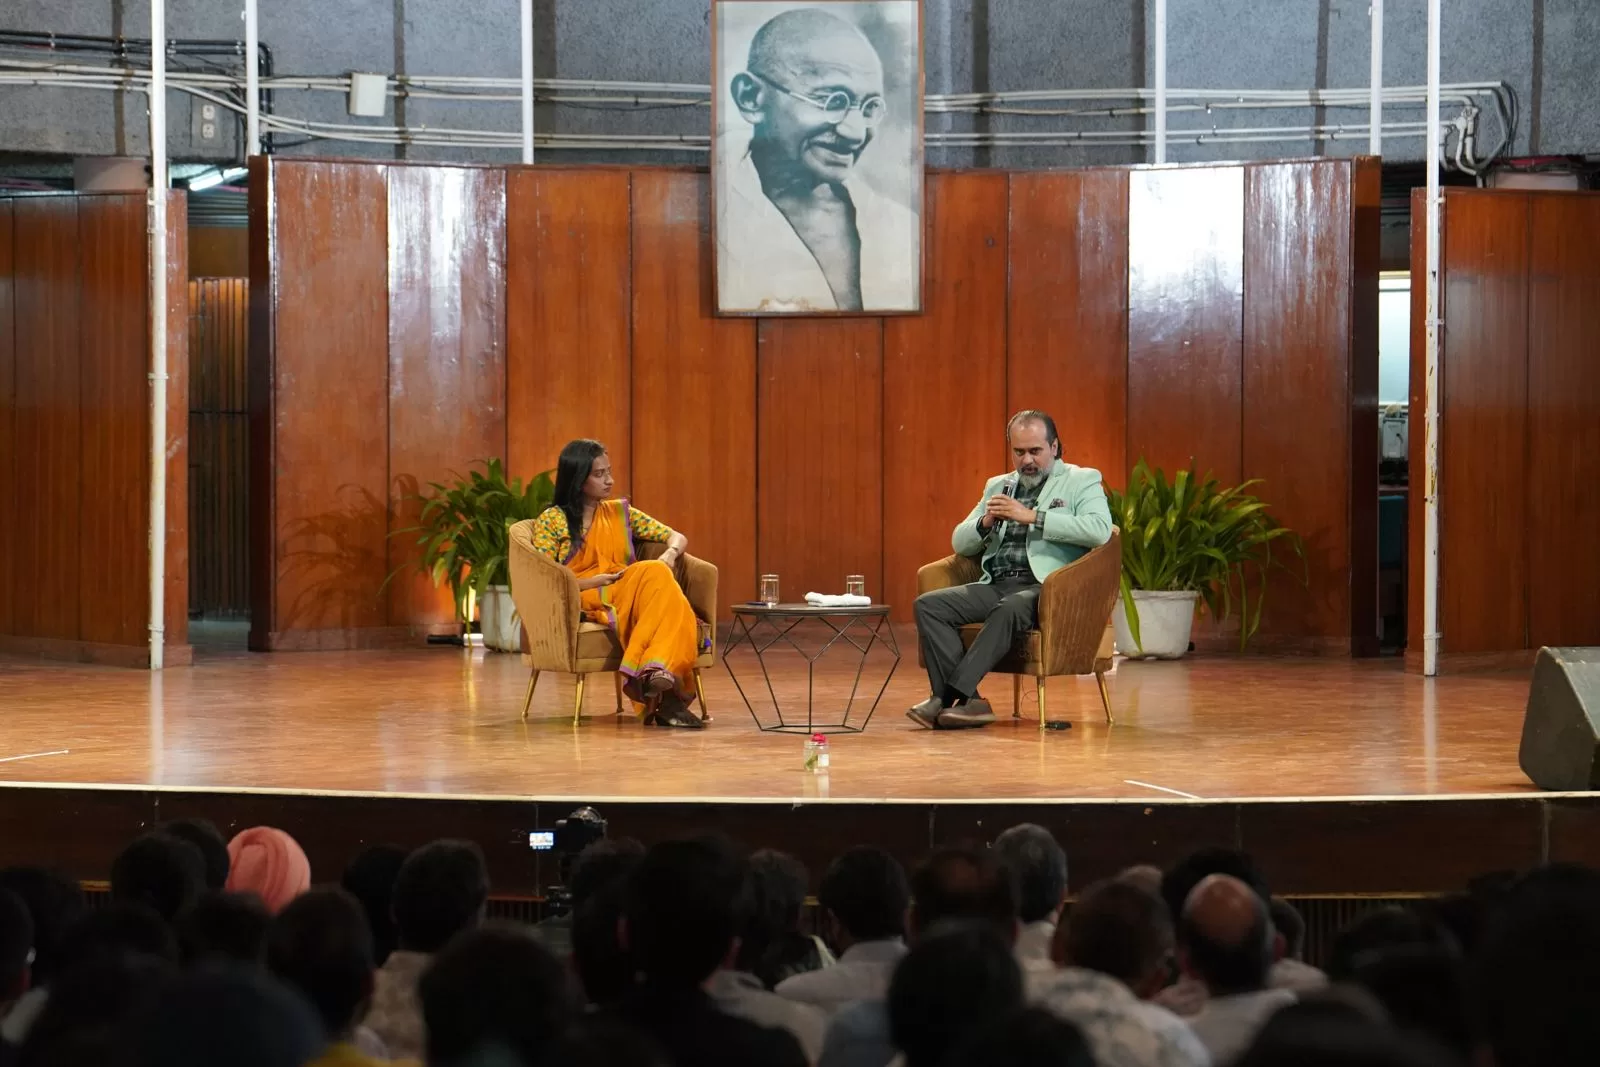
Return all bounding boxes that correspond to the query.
[844,575,866,598]
[760,574,780,606]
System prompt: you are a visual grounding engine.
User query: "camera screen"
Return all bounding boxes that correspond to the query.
[528,831,555,851]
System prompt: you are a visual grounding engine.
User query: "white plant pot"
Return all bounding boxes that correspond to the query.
[1112,590,1199,660]
[479,585,523,653]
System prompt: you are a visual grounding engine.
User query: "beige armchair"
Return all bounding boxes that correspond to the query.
[915,528,1121,728]
[508,519,718,725]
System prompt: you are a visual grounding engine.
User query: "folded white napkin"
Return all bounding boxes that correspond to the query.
[804,592,873,607]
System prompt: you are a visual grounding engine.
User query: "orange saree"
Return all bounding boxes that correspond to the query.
[562,500,701,714]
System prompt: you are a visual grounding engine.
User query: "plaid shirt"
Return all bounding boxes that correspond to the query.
[983,476,1046,581]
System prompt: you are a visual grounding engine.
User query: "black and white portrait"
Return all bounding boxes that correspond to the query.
[713,0,923,315]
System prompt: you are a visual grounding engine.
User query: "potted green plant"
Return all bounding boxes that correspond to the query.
[397,458,555,652]
[1106,458,1305,658]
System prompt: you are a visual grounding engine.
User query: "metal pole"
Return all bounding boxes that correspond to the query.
[1153,0,1167,163]
[148,0,168,670]
[1369,0,1383,155]
[1422,0,1441,676]
[520,0,535,163]
[244,0,260,155]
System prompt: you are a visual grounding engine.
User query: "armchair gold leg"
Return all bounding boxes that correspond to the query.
[572,674,586,727]
[694,668,710,722]
[521,670,540,722]
[1012,675,1022,719]
[1037,675,1048,733]
[613,673,625,715]
[1097,670,1114,726]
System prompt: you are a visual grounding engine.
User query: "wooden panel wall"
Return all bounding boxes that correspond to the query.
[1007,170,1129,489]
[0,192,189,666]
[254,158,1375,651]
[386,167,507,630]
[1410,188,1600,669]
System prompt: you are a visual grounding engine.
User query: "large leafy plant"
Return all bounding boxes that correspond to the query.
[394,459,555,622]
[1106,458,1305,652]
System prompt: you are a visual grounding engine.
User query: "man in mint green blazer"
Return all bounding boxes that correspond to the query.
[910,411,1113,729]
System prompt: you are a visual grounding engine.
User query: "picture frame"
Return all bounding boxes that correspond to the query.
[711,0,925,317]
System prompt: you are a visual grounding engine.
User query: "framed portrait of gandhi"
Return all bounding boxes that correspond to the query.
[712,0,924,316]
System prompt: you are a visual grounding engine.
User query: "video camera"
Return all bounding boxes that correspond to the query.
[528,805,607,916]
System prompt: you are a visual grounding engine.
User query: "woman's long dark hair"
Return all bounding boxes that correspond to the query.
[547,439,607,556]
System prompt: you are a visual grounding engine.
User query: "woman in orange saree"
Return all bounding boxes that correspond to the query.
[529,439,706,728]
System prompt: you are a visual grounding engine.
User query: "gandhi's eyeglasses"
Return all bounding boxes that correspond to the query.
[754,73,887,127]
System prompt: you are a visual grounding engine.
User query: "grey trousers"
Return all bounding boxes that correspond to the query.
[913,578,1040,700]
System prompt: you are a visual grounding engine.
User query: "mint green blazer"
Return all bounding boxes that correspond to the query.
[950,462,1114,584]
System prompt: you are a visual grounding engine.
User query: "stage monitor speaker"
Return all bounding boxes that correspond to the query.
[1519,647,1600,791]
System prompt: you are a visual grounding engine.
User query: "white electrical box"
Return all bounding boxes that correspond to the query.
[348,73,389,118]
[1380,405,1408,461]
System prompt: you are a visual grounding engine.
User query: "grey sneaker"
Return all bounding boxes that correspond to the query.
[906,696,944,729]
[938,698,996,728]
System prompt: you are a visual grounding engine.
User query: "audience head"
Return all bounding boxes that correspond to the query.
[160,818,231,891]
[993,823,1068,925]
[419,923,573,1067]
[910,846,1017,940]
[56,901,179,972]
[340,843,407,967]
[568,837,646,911]
[1162,846,1270,922]
[623,837,744,988]
[1328,905,1455,980]
[571,880,635,1007]
[1346,944,1472,1063]
[0,867,85,984]
[18,954,174,1067]
[544,1017,670,1067]
[1236,1001,1458,1067]
[734,848,826,987]
[266,888,374,1042]
[1472,863,1600,1067]
[175,891,271,967]
[1179,873,1274,995]
[0,887,34,1003]
[393,839,489,953]
[134,964,323,1067]
[110,832,207,922]
[224,827,310,914]
[1270,896,1306,959]
[1058,877,1174,999]
[1117,864,1165,898]
[952,1006,1095,1067]
[818,846,910,950]
[888,921,1026,1067]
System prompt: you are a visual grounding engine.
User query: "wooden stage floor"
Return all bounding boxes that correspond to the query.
[0,645,1539,802]
[7,643,1594,899]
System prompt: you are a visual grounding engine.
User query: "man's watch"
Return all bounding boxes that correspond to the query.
[1031,509,1048,529]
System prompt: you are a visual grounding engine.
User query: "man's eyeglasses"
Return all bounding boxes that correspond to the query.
[753,73,887,127]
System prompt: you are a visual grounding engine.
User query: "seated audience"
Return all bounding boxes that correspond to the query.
[1180,875,1296,1066]
[225,827,311,914]
[267,888,395,1066]
[707,853,827,1061]
[1234,1001,1457,1067]
[535,837,645,961]
[160,819,232,891]
[175,891,271,967]
[734,849,831,988]
[819,846,1018,1067]
[1471,863,1600,1067]
[0,889,32,1065]
[543,1016,670,1067]
[952,1006,1096,1067]
[109,833,207,923]
[614,838,806,1067]
[569,846,645,1009]
[1040,878,1209,1067]
[418,924,571,1067]
[1343,946,1471,1063]
[992,823,1069,977]
[888,922,1026,1067]
[1158,849,1325,1016]
[1326,906,1455,981]
[133,964,322,1067]
[776,847,909,1015]
[368,839,489,1062]
[341,845,408,967]
[17,955,174,1067]
[55,903,178,971]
